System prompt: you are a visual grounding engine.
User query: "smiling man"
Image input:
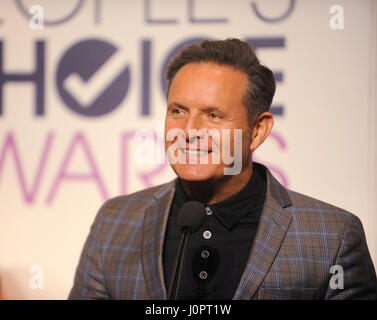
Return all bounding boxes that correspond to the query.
[165,61,264,202]
[69,39,377,300]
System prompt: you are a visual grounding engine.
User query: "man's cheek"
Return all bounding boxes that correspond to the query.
[208,129,221,165]
[223,129,243,175]
[165,128,186,164]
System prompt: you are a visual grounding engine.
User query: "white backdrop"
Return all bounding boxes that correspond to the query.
[0,0,376,299]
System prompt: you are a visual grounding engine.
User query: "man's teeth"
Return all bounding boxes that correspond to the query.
[180,149,209,155]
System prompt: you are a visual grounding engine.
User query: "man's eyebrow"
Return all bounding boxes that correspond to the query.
[168,102,223,113]
[201,105,223,113]
[168,102,189,111]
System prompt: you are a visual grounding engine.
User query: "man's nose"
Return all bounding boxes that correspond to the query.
[183,115,205,142]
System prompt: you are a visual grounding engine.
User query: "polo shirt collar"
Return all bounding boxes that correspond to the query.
[175,163,265,230]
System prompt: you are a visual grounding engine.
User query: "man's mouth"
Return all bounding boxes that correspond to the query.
[179,148,212,156]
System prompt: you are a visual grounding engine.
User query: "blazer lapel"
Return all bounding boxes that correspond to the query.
[141,180,176,300]
[233,169,293,300]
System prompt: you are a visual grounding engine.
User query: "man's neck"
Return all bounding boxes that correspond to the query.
[180,166,253,205]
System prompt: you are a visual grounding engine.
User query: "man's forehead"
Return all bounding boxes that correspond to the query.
[174,61,246,78]
[169,62,248,95]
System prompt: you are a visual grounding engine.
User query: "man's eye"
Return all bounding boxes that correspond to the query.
[210,113,220,119]
[172,109,182,114]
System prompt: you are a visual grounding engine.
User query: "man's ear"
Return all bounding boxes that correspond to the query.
[249,112,274,152]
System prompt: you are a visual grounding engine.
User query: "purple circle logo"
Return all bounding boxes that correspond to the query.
[56,39,130,117]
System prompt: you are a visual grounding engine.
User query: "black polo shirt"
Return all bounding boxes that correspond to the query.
[163,162,267,299]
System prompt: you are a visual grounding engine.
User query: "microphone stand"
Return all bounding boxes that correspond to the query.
[167,227,190,300]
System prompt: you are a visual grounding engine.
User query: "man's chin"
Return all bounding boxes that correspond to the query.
[178,175,212,182]
[172,166,217,182]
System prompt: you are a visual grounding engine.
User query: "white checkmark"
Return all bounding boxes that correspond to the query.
[63,50,128,107]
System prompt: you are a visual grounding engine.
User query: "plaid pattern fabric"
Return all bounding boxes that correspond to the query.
[68,166,377,300]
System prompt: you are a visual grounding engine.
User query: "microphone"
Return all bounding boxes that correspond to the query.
[167,201,206,300]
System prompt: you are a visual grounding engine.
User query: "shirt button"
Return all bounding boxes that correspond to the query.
[199,271,208,280]
[205,207,212,216]
[203,230,212,239]
[201,250,210,259]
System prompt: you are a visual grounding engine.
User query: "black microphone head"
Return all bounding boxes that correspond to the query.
[178,201,206,233]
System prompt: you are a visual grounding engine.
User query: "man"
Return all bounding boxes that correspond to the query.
[69,39,377,300]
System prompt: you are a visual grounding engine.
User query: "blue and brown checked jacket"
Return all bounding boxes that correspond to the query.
[68,164,377,300]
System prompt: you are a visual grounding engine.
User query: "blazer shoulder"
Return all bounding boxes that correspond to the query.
[285,188,359,231]
[96,179,176,220]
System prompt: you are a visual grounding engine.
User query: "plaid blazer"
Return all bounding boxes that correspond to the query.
[68,165,377,300]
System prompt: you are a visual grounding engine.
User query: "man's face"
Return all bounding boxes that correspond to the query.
[165,62,253,182]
